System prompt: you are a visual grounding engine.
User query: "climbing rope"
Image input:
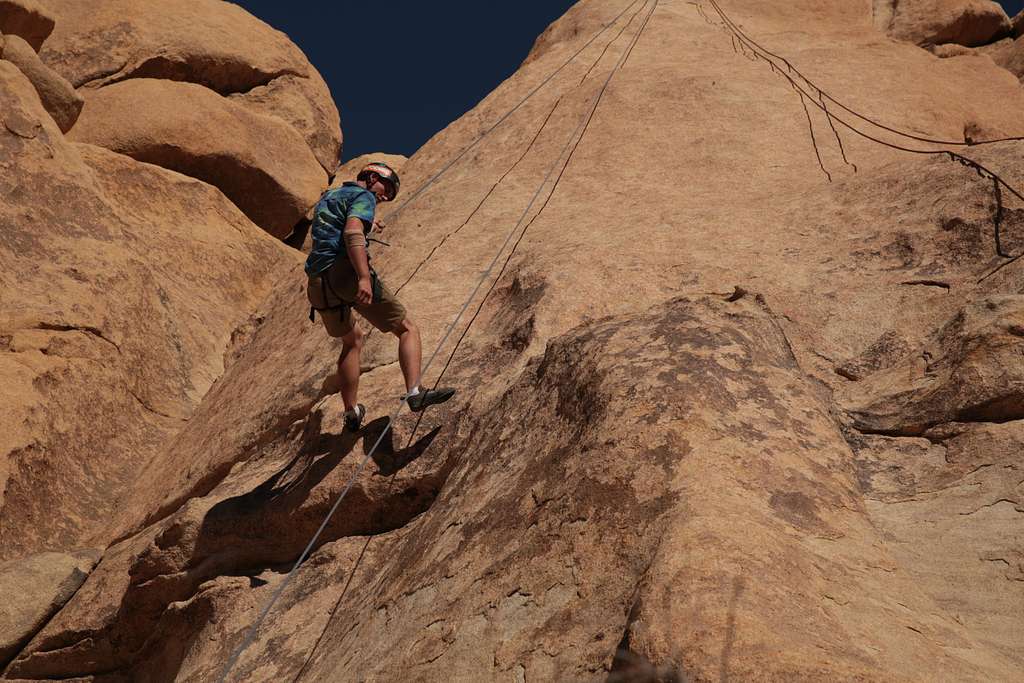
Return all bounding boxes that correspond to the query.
[217,3,658,680]
[704,0,1023,273]
[390,0,653,298]
[381,0,646,226]
[402,0,658,471]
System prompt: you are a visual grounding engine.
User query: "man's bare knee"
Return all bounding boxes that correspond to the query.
[391,318,417,337]
[342,325,364,348]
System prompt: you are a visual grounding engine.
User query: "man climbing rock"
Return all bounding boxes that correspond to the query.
[306,162,455,431]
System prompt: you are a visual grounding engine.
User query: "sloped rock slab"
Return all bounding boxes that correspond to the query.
[0,550,99,668]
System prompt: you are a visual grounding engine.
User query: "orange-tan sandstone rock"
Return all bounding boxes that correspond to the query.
[0,550,98,669]
[68,78,326,239]
[35,0,341,173]
[0,59,295,561]
[5,0,1024,680]
[0,32,82,132]
[875,0,1011,46]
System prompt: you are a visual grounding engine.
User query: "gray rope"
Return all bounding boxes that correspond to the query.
[216,4,658,679]
[381,0,644,225]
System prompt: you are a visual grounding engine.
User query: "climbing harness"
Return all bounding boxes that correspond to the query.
[218,2,656,680]
[308,268,384,322]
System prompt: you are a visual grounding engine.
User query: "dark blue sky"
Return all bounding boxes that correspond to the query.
[235,1,1024,162]
[1001,0,1024,16]
[234,1,576,162]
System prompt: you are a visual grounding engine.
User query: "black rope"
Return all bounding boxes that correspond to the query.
[707,0,1024,148]
[704,0,1022,266]
[794,86,832,183]
[993,176,1010,258]
[380,0,647,226]
[820,91,857,173]
[392,96,564,297]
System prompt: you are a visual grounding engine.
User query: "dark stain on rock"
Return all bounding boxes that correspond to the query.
[769,490,824,532]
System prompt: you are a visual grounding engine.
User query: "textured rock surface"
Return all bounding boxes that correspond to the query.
[35,0,341,172]
[68,78,326,239]
[0,32,81,132]
[841,296,1024,435]
[0,60,295,560]
[5,0,1024,680]
[0,0,52,51]
[875,0,1011,46]
[0,550,98,668]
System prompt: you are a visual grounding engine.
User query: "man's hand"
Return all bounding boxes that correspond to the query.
[355,276,373,305]
[372,218,386,233]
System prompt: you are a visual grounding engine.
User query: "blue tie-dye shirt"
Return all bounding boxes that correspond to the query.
[304,182,377,276]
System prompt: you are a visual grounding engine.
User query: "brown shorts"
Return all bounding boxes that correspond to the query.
[307,261,408,337]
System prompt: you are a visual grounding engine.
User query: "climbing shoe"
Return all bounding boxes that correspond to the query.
[406,387,456,412]
[344,404,366,432]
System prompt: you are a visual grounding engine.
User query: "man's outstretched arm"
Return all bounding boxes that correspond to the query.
[343,216,373,305]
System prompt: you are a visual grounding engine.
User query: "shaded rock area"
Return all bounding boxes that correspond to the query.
[0,0,52,51]
[4,0,1024,681]
[0,32,82,132]
[875,0,1011,47]
[975,34,1024,81]
[69,78,325,239]
[0,550,99,668]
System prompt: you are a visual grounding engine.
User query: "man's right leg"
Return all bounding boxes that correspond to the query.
[338,324,364,413]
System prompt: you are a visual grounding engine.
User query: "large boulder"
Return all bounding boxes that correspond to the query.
[35,0,341,172]
[229,71,342,175]
[0,59,296,560]
[0,549,99,668]
[0,0,53,51]
[0,32,82,132]
[68,78,326,239]
[875,0,1011,47]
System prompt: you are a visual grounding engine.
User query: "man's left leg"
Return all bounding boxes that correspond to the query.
[358,278,456,412]
[391,318,422,393]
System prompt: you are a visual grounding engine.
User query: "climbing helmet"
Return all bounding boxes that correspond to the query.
[358,161,400,201]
